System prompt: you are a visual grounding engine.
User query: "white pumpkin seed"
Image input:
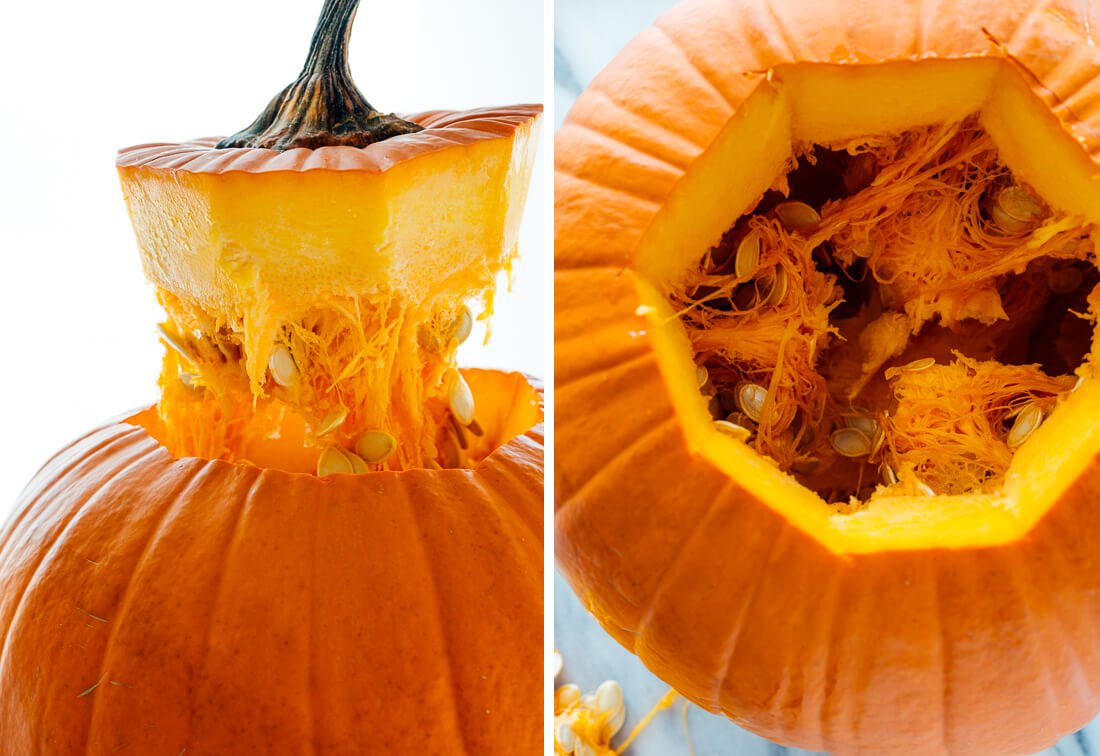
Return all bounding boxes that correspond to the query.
[714,420,752,442]
[915,479,936,496]
[997,185,1044,223]
[775,201,821,230]
[764,265,788,306]
[451,305,474,347]
[736,382,768,423]
[842,413,879,439]
[881,463,899,486]
[556,721,578,753]
[317,446,354,477]
[449,372,475,426]
[575,742,597,756]
[900,357,935,373]
[594,680,623,715]
[735,231,762,280]
[345,451,370,474]
[602,705,627,741]
[830,427,873,458]
[315,406,348,436]
[1007,403,1044,449]
[268,345,297,387]
[555,683,580,712]
[696,365,709,388]
[356,431,397,464]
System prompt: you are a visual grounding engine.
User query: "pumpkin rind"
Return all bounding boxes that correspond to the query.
[555,0,1100,753]
[0,370,542,755]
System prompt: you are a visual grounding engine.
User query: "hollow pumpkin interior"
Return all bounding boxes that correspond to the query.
[129,368,541,475]
[635,58,1100,553]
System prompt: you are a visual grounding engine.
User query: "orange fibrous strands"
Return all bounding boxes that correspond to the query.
[673,114,1096,499]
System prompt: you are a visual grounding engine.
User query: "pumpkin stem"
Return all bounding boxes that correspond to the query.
[216,0,423,150]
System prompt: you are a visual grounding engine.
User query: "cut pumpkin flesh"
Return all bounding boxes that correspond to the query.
[622,59,1100,552]
[117,108,540,474]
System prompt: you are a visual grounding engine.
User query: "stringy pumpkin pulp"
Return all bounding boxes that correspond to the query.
[673,114,1097,506]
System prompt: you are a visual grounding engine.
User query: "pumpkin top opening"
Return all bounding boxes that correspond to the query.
[628,59,1100,552]
[216,0,422,151]
[672,114,1095,507]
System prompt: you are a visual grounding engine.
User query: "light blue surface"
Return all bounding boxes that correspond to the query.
[554,2,1100,753]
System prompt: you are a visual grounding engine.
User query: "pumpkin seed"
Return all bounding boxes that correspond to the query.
[268,345,297,387]
[315,406,348,436]
[179,372,200,390]
[451,305,474,347]
[764,266,788,306]
[1007,403,1044,448]
[830,427,873,457]
[851,238,875,258]
[449,415,469,450]
[842,413,879,439]
[602,704,627,741]
[156,324,198,364]
[1073,375,1086,393]
[594,680,623,715]
[870,427,886,456]
[900,357,935,373]
[345,451,370,474]
[356,430,397,464]
[576,740,597,756]
[449,372,476,425]
[468,418,485,437]
[714,419,752,442]
[997,185,1044,223]
[736,382,768,422]
[556,721,578,752]
[555,683,581,711]
[989,202,1032,235]
[915,479,936,496]
[881,463,899,486]
[734,231,762,280]
[791,457,822,475]
[696,365,709,388]
[317,446,354,476]
[775,201,821,230]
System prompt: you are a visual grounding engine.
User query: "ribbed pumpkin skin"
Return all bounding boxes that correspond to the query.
[555,1,1100,754]
[0,370,542,755]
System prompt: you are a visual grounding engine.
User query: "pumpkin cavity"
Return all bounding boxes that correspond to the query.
[151,282,507,474]
[673,114,1097,507]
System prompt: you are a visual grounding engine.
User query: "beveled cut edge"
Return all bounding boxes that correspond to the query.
[116,105,543,175]
[118,369,544,481]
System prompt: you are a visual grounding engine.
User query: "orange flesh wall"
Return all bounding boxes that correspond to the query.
[633,60,1100,549]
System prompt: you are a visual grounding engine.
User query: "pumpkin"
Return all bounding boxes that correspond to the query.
[555,0,1100,754]
[0,0,543,752]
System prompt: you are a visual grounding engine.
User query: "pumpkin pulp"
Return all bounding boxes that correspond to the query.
[673,114,1095,506]
[629,59,1100,551]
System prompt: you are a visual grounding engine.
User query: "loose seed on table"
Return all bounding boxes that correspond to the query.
[556,721,578,753]
[594,680,623,715]
[356,430,397,464]
[268,345,298,387]
[555,683,580,711]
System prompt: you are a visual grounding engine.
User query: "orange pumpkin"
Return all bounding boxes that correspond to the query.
[0,0,543,752]
[555,0,1100,753]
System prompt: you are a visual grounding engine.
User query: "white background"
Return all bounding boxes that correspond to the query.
[0,0,545,512]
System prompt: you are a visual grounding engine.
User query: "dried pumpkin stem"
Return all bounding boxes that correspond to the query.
[217,0,423,150]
